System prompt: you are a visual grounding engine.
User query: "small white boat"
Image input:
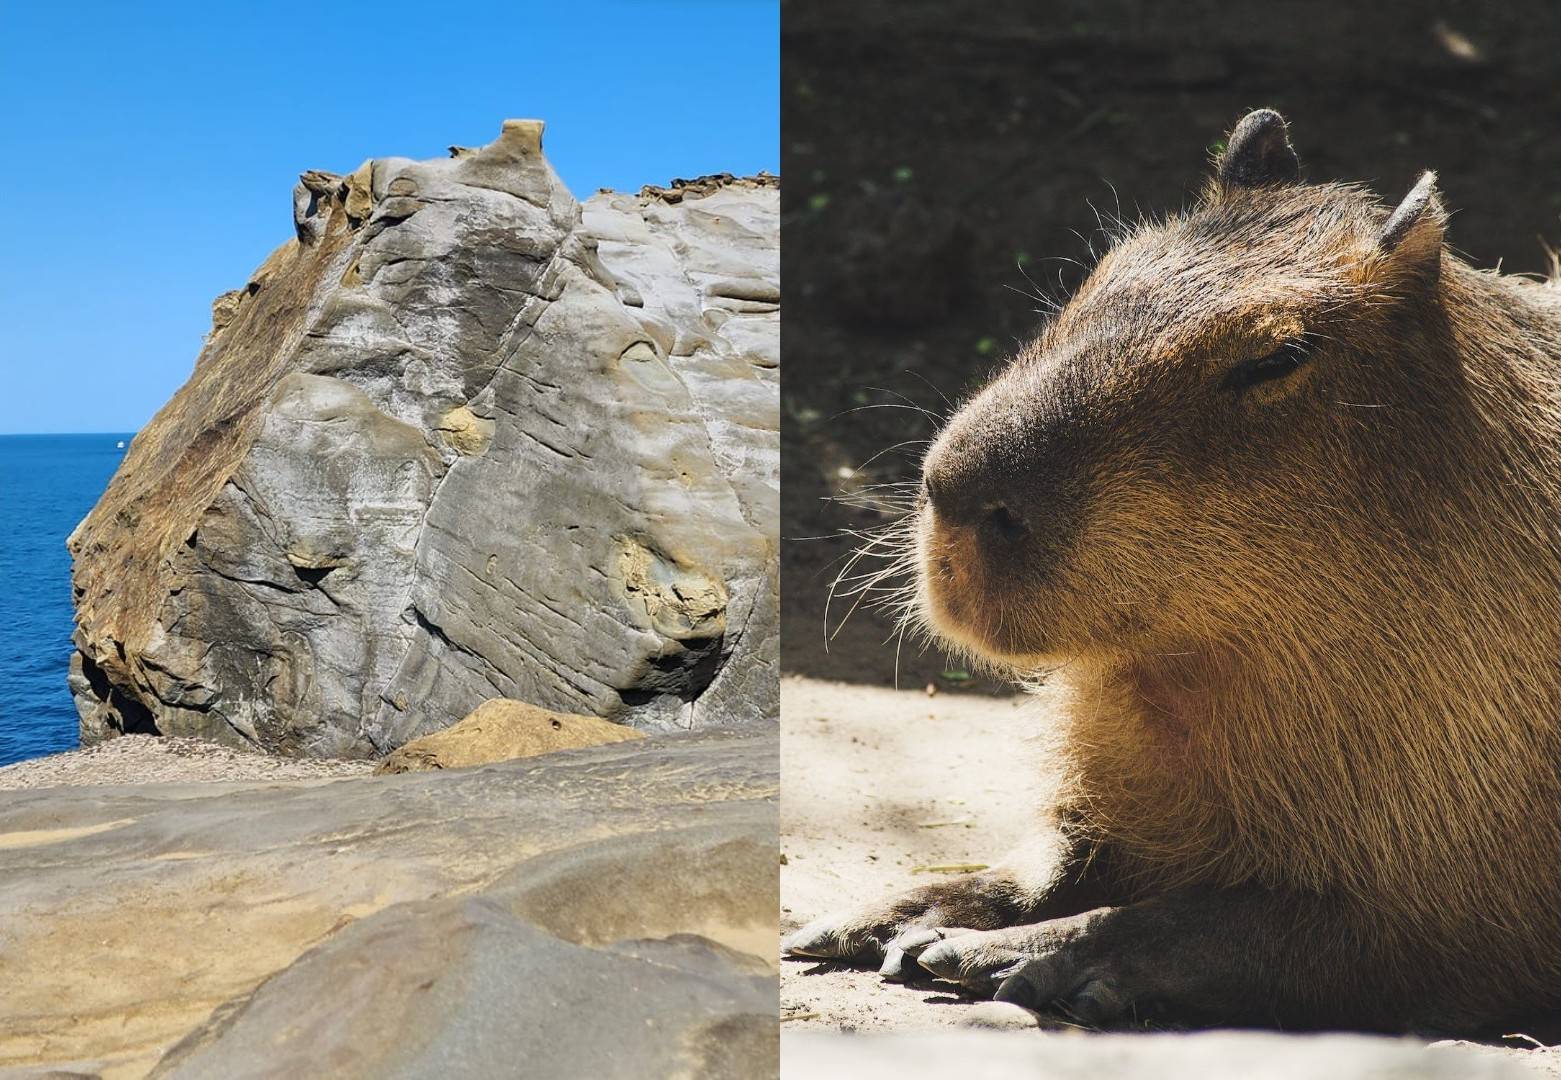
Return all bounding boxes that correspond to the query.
[116,441,125,449]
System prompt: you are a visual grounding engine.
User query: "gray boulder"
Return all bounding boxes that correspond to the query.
[67,120,779,757]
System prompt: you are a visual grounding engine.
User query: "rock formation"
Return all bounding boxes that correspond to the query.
[0,730,777,1078]
[374,697,644,774]
[67,120,780,757]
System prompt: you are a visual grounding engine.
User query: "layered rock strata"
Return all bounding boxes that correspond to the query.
[68,120,780,757]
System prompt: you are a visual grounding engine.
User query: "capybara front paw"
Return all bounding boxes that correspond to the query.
[893,921,1105,997]
[785,873,1026,970]
[994,954,1129,1026]
[784,910,903,965]
[886,926,1020,993]
[876,925,968,983]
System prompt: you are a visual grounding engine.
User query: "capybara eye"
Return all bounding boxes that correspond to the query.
[1223,339,1313,392]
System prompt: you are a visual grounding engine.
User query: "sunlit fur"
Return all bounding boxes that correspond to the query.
[847,168,1561,1022]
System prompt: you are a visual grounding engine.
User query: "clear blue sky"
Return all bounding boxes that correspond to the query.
[0,1,778,434]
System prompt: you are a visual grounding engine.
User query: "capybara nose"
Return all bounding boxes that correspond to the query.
[924,457,1031,545]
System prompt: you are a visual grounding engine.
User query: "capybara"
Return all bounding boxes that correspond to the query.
[787,109,1561,1036]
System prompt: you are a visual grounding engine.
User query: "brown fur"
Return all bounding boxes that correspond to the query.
[900,116,1561,1028]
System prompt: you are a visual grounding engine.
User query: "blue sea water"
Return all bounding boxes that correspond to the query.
[0,434,133,766]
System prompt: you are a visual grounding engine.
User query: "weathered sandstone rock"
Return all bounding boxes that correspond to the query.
[151,902,774,1080]
[0,730,777,1078]
[68,119,779,757]
[374,697,643,774]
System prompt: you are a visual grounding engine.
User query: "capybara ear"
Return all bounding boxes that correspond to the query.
[1216,109,1301,188]
[1376,171,1446,283]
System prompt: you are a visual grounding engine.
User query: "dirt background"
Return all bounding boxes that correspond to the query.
[781,0,1561,689]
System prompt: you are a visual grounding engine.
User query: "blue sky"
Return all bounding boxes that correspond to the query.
[0,1,779,434]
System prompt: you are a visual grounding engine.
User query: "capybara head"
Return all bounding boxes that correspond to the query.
[915,109,1470,668]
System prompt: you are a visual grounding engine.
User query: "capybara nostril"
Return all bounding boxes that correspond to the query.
[983,504,1028,542]
[924,450,1011,533]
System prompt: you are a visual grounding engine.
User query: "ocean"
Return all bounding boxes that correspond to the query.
[0,434,132,766]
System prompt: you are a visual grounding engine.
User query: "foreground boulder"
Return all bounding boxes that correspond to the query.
[154,899,773,1079]
[0,730,776,1078]
[68,119,779,757]
[375,697,643,774]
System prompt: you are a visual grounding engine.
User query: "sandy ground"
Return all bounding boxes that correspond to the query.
[778,675,1560,1075]
[0,734,372,790]
[781,674,1042,1031]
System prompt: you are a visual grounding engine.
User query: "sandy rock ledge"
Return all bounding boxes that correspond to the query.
[0,730,777,1078]
[375,697,644,774]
